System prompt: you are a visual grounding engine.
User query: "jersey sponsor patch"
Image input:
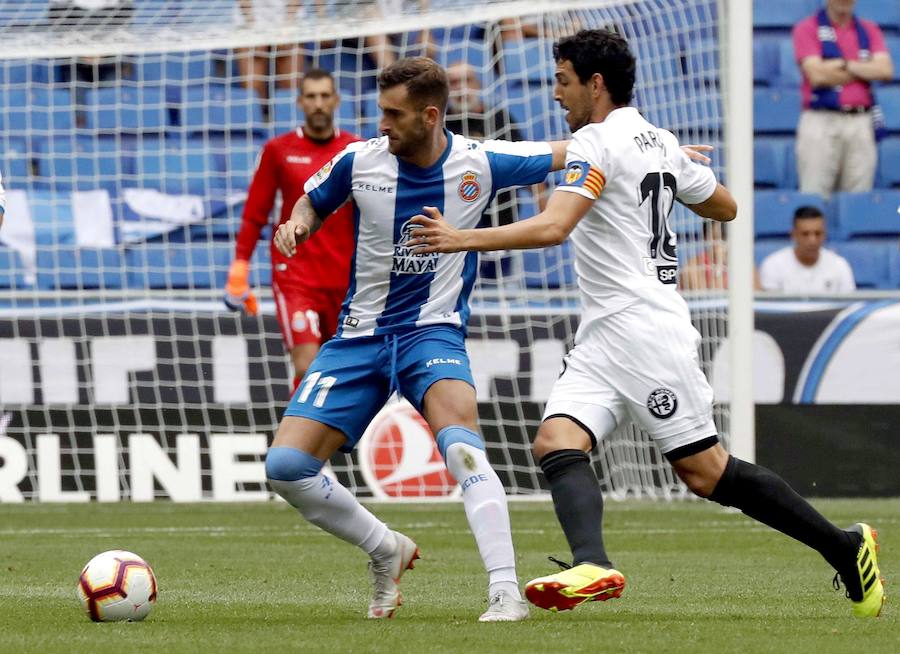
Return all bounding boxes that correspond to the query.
[563,160,605,198]
[393,219,439,275]
[647,387,678,419]
[457,170,481,202]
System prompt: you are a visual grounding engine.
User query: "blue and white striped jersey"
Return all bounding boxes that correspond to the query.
[304,131,552,338]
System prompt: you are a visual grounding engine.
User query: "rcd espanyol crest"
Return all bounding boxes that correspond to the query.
[458,170,481,202]
[359,397,461,499]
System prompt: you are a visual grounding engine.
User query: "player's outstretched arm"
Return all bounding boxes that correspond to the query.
[274,195,324,257]
[683,183,737,222]
[410,190,593,253]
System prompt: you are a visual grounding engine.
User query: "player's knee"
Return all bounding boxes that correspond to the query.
[435,425,484,461]
[265,447,324,482]
[682,471,719,498]
[532,424,589,461]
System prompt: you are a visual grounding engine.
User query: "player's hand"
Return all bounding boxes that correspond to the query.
[407,206,465,253]
[681,144,713,165]
[274,219,311,258]
[223,259,259,316]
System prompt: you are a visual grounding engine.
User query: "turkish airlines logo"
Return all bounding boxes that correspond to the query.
[358,398,460,499]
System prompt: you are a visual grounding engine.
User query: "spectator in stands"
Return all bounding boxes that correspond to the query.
[793,0,894,198]
[680,221,762,291]
[235,1,305,111]
[759,206,856,293]
[49,1,134,89]
[224,69,360,393]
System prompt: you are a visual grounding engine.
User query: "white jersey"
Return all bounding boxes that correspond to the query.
[557,107,717,338]
[759,246,856,293]
[305,131,552,338]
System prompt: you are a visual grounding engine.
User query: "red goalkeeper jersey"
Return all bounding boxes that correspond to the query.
[234,127,361,291]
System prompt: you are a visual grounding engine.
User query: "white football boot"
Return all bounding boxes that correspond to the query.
[367,531,420,619]
[478,590,529,622]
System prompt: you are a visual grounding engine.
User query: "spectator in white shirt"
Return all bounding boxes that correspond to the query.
[759,206,855,293]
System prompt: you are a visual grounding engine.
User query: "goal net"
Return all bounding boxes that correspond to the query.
[0,0,734,502]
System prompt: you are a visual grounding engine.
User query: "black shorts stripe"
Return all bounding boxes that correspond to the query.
[544,414,598,450]
[664,435,720,462]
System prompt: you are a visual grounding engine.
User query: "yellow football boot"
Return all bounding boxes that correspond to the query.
[836,523,885,618]
[525,563,625,612]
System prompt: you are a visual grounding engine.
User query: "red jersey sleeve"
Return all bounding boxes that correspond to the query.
[235,142,278,261]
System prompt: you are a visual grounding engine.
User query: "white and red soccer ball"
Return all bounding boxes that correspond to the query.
[77,550,158,622]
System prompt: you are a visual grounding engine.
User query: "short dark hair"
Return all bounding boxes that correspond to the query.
[553,29,636,106]
[793,205,825,223]
[299,68,334,92]
[377,57,449,113]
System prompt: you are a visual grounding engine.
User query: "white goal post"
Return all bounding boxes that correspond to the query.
[0,0,753,501]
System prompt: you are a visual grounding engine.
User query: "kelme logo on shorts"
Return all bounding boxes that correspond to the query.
[647,387,678,419]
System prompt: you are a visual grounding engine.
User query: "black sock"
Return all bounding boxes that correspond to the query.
[539,449,613,568]
[709,456,858,572]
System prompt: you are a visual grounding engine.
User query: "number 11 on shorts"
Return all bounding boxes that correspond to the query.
[298,372,337,407]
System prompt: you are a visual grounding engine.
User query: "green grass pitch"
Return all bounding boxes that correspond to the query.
[1,499,896,653]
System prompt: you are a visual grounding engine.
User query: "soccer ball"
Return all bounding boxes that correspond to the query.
[77,550,158,622]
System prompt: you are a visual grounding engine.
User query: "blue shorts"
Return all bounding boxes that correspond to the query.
[283,325,474,452]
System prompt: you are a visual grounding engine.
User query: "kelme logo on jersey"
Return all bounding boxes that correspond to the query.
[358,398,460,499]
[392,220,439,275]
[458,170,481,202]
[647,387,678,419]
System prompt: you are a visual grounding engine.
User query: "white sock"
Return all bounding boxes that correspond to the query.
[269,474,389,555]
[444,442,522,601]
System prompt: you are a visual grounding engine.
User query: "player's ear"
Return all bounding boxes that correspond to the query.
[423,105,441,128]
[590,72,605,98]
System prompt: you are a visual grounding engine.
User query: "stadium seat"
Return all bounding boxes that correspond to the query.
[271,88,305,134]
[501,38,555,84]
[754,190,826,238]
[831,191,900,239]
[0,137,31,186]
[754,138,789,188]
[360,92,381,139]
[877,138,900,188]
[132,144,216,195]
[125,242,232,289]
[36,246,126,290]
[886,37,900,84]
[682,38,719,87]
[84,86,170,131]
[0,245,25,289]
[855,0,900,31]
[878,87,900,134]
[132,51,215,84]
[753,36,780,86]
[249,246,271,287]
[754,88,802,134]
[180,85,266,135]
[34,136,127,193]
[28,189,74,246]
[776,38,803,88]
[0,61,50,85]
[833,240,894,289]
[222,138,263,192]
[889,245,900,288]
[0,88,74,137]
[754,239,791,266]
[522,240,575,288]
[752,0,817,30]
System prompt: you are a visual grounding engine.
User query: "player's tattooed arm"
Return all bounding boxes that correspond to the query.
[274,195,323,257]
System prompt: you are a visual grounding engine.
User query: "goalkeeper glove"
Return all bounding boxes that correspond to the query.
[224,259,258,316]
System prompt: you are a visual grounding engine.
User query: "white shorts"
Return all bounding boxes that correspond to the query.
[542,303,717,456]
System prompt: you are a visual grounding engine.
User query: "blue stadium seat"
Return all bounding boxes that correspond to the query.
[752,0,816,30]
[0,245,25,289]
[249,246,271,287]
[132,51,215,84]
[753,36,780,86]
[886,36,900,84]
[877,138,900,188]
[334,94,361,135]
[271,88,304,134]
[360,92,380,139]
[682,38,719,87]
[754,138,790,188]
[34,136,127,193]
[754,239,791,266]
[878,87,900,133]
[0,137,31,186]
[754,190,826,238]
[502,39,555,84]
[36,246,126,290]
[437,42,489,74]
[180,85,266,135]
[0,61,51,85]
[28,189,74,247]
[125,242,231,289]
[84,86,170,131]
[855,0,900,31]
[0,88,74,136]
[754,88,802,133]
[833,240,893,289]
[522,240,575,289]
[776,38,803,87]
[132,144,215,195]
[222,138,263,192]
[890,245,900,288]
[831,191,900,239]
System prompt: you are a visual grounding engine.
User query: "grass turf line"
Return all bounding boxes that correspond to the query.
[0,499,896,653]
